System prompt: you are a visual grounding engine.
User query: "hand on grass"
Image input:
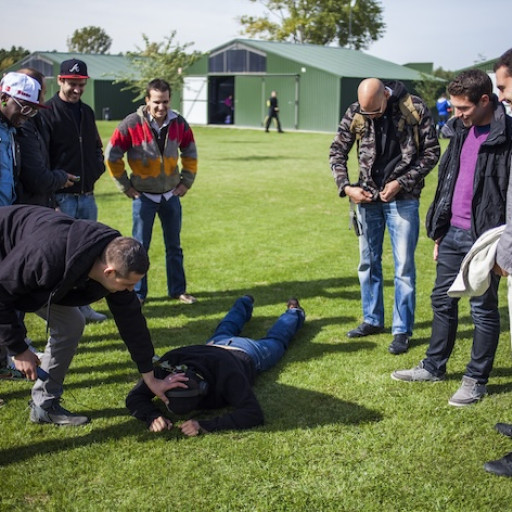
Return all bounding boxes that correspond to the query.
[180,420,202,437]
[149,416,173,432]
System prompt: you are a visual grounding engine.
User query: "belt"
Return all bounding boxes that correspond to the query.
[67,191,94,197]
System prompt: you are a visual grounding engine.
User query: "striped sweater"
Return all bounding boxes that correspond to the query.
[106,105,197,193]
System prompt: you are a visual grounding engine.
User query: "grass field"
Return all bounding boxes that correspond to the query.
[1,124,512,511]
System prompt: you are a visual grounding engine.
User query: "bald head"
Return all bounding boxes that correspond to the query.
[358,78,388,117]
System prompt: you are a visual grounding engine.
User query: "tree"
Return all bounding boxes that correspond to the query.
[239,0,385,49]
[414,67,457,109]
[117,32,201,102]
[0,46,30,72]
[67,26,112,54]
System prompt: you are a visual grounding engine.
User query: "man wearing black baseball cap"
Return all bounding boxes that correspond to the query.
[40,58,107,323]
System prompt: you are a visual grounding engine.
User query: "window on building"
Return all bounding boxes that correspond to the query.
[209,45,266,73]
[18,56,54,78]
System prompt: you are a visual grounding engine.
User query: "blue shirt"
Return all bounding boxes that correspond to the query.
[0,118,16,206]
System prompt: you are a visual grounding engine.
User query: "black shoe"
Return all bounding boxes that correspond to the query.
[495,423,512,438]
[484,452,512,477]
[347,322,384,338]
[243,295,255,304]
[388,334,410,355]
[29,400,90,426]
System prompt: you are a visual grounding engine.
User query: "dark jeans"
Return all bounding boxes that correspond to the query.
[422,226,501,383]
[207,297,305,372]
[265,112,282,132]
[132,194,186,300]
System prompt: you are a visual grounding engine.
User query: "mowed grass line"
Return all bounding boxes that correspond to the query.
[1,125,511,511]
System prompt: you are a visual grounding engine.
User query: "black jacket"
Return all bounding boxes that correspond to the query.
[0,205,154,373]
[126,345,263,432]
[15,115,69,207]
[40,93,105,195]
[426,99,512,241]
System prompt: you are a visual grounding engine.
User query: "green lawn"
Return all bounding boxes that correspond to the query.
[1,125,511,511]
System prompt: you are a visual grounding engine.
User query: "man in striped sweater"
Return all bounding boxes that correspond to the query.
[106,78,198,305]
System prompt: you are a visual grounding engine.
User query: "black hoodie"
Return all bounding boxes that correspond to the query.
[0,205,154,373]
[126,345,263,432]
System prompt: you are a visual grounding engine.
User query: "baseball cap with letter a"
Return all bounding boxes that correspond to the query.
[59,59,89,79]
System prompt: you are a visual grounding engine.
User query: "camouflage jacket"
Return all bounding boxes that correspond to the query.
[329,86,440,200]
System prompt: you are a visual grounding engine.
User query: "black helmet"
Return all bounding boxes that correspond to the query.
[165,368,208,415]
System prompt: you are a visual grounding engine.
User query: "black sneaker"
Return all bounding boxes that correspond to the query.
[484,452,512,477]
[29,400,90,426]
[495,423,512,438]
[347,322,384,338]
[388,334,410,355]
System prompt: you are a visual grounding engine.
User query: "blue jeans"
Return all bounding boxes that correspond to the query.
[55,193,98,220]
[207,297,305,372]
[422,226,501,383]
[132,194,185,300]
[357,199,419,336]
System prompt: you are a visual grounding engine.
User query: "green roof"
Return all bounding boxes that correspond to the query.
[210,39,427,80]
[458,57,499,73]
[20,52,137,80]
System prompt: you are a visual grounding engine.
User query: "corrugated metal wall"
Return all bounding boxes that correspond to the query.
[93,81,140,120]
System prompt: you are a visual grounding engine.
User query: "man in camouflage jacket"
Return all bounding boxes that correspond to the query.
[329,78,440,355]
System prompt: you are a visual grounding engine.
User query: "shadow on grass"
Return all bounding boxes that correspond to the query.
[0,419,141,467]
[256,383,382,432]
[0,390,382,468]
[0,380,382,467]
[0,311,382,467]
[139,276,361,319]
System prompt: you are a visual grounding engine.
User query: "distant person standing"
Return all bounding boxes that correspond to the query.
[106,78,198,306]
[223,94,233,124]
[436,92,452,136]
[40,58,107,323]
[265,90,283,133]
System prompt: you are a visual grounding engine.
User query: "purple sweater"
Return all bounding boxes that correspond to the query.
[451,125,490,230]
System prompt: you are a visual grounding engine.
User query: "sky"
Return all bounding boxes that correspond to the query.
[2,0,511,70]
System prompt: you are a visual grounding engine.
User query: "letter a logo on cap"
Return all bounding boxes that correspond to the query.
[70,63,80,73]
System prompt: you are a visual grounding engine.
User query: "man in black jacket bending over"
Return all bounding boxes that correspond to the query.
[0,205,178,425]
[126,295,305,436]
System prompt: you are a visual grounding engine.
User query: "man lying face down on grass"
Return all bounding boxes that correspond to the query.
[126,295,305,436]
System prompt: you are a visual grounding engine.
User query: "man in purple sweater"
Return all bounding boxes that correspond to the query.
[392,70,512,407]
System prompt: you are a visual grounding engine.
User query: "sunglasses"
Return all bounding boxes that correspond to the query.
[10,95,38,117]
[360,96,386,116]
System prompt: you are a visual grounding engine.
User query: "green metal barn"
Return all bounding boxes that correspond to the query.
[10,41,435,131]
[183,39,431,132]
